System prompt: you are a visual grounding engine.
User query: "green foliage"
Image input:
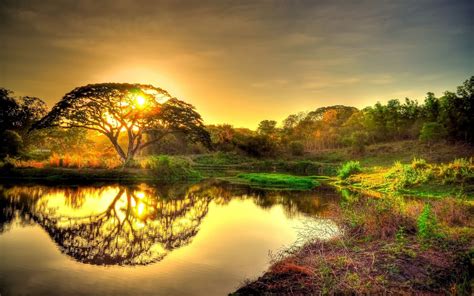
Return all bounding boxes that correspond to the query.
[237,173,320,189]
[257,120,278,137]
[437,158,473,184]
[387,158,439,189]
[386,158,473,190]
[419,122,447,144]
[236,135,279,157]
[0,130,23,158]
[142,155,201,181]
[288,141,305,156]
[349,131,368,155]
[338,161,362,179]
[417,204,443,241]
[193,152,250,165]
[32,83,211,163]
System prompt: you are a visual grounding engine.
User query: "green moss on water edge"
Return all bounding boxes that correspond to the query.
[234,173,321,190]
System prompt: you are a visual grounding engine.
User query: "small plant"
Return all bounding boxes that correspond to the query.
[411,158,427,169]
[338,161,361,179]
[417,203,443,242]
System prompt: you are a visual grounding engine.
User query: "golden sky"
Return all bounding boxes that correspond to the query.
[1,0,472,128]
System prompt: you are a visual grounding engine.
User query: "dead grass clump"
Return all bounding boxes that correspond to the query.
[270,258,313,276]
[432,197,474,227]
[236,236,472,295]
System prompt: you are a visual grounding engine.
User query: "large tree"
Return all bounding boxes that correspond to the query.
[33,83,211,164]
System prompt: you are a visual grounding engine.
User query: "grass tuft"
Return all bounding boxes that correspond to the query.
[338,161,362,179]
[237,173,320,189]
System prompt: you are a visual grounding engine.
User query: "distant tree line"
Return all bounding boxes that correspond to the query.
[0,76,472,160]
[206,76,473,156]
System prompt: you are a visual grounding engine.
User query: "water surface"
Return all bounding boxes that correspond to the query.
[0,180,340,295]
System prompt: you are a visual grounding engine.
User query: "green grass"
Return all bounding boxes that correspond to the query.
[193,152,251,165]
[236,173,320,190]
[338,161,362,179]
[343,158,474,199]
[141,155,202,181]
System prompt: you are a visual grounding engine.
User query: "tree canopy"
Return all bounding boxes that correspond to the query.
[33,83,211,163]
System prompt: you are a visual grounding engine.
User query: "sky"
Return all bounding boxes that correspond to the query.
[0,0,472,129]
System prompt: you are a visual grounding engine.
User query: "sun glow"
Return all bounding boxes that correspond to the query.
[136,95,146,107]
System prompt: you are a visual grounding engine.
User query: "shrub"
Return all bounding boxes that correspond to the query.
[417,204,443,241]
[288,141,305,156]
[193,152,249,165]
[411,158,428,169]
[386,158,473,190]
[143,155,201,181]
[437,158,473,184]
[419,122,447,144]
[0,130,23,158]
[338,161,361,179]
[339,193,412,239]
[47,152,121,169]
[349,131,368,155]
[236,135,279,157]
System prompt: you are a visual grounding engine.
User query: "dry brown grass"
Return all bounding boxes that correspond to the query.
[235,194,474,295]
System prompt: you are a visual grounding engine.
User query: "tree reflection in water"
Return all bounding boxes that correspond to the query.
[0,180,338,266]
[0,183,213,265]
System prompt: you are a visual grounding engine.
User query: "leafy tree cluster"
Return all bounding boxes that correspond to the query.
[0,76,472,161]
[0,88,48,157]
[207,76,473,157]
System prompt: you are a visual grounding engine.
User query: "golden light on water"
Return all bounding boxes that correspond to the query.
[1,183,342,265]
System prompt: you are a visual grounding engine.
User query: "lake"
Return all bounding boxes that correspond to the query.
[0,180,341,295]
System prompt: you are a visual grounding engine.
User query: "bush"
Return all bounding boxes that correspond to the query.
[339,193,412,239]
[193,152,249,165]
[437,158,473,184]
[417,204,443,241]
[385,158,473,189]
[0,130,23,158]
[288,141,305,156]
[338,161,362,179]
[236,135,279,157]
[349,131,368,155]
[419,122,447,144]
[142,155,201,181]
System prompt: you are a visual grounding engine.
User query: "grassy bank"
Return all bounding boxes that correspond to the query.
[307,140,473,168]
[0,155,203,183]
[226,173,322,190]
[342,158,474,199]
[235,192,474,295]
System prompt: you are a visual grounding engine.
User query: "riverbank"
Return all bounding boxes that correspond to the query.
[234,158,474,295]
[234,192,474,295]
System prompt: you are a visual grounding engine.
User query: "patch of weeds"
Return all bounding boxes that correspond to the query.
[338,161,362,179]
[237,173,320,190]
[417,203,445,246]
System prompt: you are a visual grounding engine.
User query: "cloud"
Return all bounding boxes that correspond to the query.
[0,0,472,127]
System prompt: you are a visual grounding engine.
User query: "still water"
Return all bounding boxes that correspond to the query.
[0,180,340,295]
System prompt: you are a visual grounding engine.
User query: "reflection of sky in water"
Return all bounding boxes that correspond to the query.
[0,181,340,296]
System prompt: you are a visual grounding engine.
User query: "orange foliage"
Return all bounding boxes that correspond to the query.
[12,160,45,168]
[270,258,313,276]
[47,152,121,169]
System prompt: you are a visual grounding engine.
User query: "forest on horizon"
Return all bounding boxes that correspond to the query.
[1,76,472,163]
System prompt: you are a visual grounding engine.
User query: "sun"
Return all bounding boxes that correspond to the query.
[135,95,146,107]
